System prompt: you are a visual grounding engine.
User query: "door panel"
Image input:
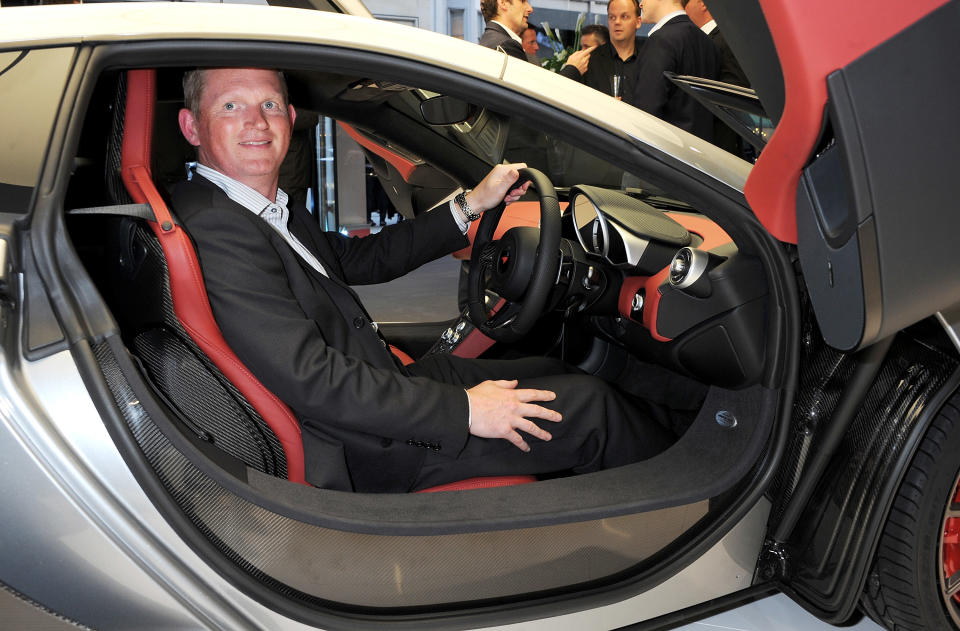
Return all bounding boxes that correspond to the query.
[714,0,957,350]
[796,1,960,350]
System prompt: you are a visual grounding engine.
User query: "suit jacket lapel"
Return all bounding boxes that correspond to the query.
[286,207,342,278]
[284,205,382,322]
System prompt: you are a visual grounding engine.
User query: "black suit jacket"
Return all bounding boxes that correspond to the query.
[709,27,749,88]
[629,14,720,140]
[172,175,471,492]
[707,27,750,155]
[479,21,527,61]
[480,22,581,81]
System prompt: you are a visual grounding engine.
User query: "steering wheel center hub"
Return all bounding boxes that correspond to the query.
[492,227,541,301]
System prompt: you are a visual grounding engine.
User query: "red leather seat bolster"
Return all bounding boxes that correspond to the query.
[388,344,415,366]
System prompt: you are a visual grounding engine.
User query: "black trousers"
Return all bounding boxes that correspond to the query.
[406,354,675,490]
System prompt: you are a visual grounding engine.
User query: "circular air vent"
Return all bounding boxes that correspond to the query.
[669,247,708,289]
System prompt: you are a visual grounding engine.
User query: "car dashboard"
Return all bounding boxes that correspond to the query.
[559,187,768,389]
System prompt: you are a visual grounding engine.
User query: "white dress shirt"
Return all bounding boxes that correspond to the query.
[195,163,330,277]
[647,10,688,37]
[491,19,524,44]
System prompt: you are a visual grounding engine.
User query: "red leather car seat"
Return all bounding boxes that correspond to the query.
[118,69,533,492]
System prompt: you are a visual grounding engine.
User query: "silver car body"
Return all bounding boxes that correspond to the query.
[0,4,760,629]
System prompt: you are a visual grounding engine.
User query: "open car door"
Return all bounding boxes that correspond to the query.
[709,0,960,351]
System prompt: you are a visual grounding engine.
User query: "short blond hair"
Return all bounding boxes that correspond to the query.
[182,68,289,116]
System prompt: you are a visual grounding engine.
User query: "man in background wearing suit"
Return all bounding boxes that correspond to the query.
[173,67,675,493]
[682,0,750,155]
[629,0,719,140]
[479,0,594,80]
[682,0,748,87]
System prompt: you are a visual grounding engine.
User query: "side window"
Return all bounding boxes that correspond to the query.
[0,47,74,213]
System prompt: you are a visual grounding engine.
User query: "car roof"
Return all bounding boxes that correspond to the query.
[0,3,749,194]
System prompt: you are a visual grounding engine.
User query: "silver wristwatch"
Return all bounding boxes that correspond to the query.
[455,190,482,222]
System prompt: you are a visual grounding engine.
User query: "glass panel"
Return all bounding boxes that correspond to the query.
[0,47,74,212]
[316,116,337,231]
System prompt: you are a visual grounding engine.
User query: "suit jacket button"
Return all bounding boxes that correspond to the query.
[406,439,415,446]
[353,317,365,329]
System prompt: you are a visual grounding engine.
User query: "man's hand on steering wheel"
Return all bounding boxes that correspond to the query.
[464,163,531,214]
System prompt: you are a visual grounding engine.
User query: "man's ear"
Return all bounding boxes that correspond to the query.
[288,103,296,127]
[178,108,201,147]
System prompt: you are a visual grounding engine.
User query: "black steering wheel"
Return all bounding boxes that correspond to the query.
[466,168,561,343]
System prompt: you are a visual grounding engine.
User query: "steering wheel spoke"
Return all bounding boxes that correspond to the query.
[478,242,499,269]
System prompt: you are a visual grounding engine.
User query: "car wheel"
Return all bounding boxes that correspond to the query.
[863,391,960,630]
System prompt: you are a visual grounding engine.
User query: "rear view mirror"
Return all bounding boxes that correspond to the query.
[420,95,477,125]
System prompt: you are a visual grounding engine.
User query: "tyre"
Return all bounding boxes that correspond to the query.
[863,394,960,630]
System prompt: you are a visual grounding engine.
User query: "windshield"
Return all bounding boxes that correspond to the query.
[389,88,662,194]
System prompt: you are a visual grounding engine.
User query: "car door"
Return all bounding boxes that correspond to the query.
[710,0,960,351]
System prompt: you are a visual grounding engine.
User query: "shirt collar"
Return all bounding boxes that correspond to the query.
[647,10,687,36]
[608,37,640,62]
[702,19,717,34]
[491,19,523,44]
[194,163,289,217]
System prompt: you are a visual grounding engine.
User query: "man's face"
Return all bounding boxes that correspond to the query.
[639,0,666,25]
[178,68,296,196]
[580,33,601,50]
[522,28,539,55]
[499,0,533,35]
[608,0,641,44]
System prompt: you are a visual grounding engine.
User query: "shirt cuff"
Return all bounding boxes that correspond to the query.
[449,199,469,233]
[465,388,472,430]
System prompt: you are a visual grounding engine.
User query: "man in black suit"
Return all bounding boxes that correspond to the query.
[581,0,646,98]
[173,67,674,493]
[682,0,748,87]
[479,0,593,80]
[682,0,750,155]
[628,0,720,140]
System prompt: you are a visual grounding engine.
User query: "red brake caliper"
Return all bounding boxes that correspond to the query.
[943,482,960,602]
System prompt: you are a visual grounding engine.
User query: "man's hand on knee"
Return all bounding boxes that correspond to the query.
[466,379,562,452]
